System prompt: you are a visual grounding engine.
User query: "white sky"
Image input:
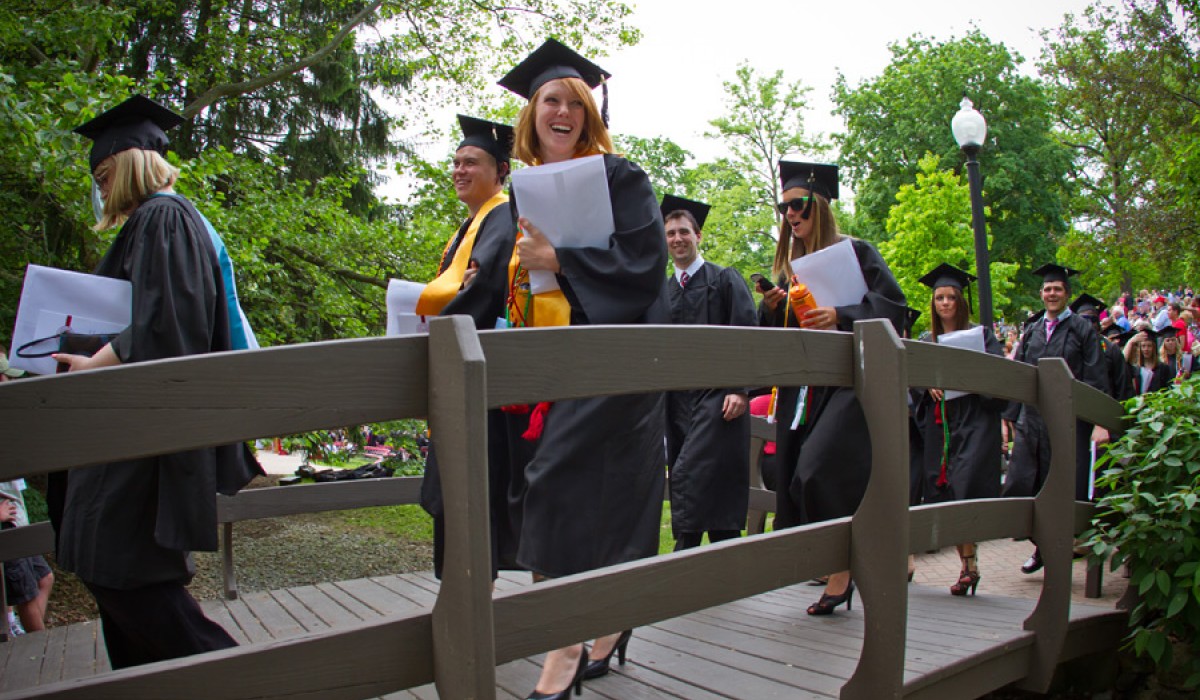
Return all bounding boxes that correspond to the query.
[382,0,1109,200]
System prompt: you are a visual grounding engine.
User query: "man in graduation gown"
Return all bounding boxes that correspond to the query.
[661,195,757,550]
[416,116,527,579]
[54,95,262,668]
[1002,264,1109,574]
[1074,293,1134,403]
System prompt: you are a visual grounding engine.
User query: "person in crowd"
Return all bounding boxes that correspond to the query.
[497,39,670,698]
[1152,298,1174,332]
[0,350,54,636]
[661,194,757,551]
[1159,327,1189,381]
[53,95,262,668]
[1125,329,1173,394]
[1002,264,1108,575]
[1110,304,1131,332]
[757,161,906,615]
[417,116,528,582]
[1074,293,1134,402]
[912,264,1004,596]
[1179,309,1197,350]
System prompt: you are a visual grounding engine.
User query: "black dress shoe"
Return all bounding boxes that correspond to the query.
[583,629,632,680]
[1020,548,1044,574]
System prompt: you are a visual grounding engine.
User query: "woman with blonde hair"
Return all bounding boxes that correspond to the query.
[1159,329,1189,380]
[497,40,669,699]
[757,161,906,615]
[52,95,261,668]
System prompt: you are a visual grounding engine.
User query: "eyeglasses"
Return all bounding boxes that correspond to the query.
[776,197,811,215]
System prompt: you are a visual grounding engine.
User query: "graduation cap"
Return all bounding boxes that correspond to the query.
[919,263,976,291]
[904,307,922,335]
[1069,293,1105,315]
[1032,263,1080,286]
[1024,309,1046,329]
[660,194,710,231]
[1102,323,1124,340]
[498,38,611,124]
[457,115,513,168]
[74,95,184,173]
[778,161,838,221]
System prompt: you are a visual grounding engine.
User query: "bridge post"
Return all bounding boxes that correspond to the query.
[1020,358,1076,692]
[429,316,497,699]
[842,319,909,700]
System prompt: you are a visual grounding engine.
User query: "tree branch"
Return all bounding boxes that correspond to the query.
[283,243,388,289]
[182,0,385,118]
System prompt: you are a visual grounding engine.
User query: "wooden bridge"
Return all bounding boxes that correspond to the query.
[0,319,1127,699]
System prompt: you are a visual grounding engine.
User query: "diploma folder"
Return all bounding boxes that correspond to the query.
[936,325,987,401]
[11,264,133,376]
[385,279,429,336]
[510,154,614,294]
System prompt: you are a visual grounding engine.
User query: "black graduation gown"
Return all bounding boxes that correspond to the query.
[1130,362,1173,395]
[913,326,1004,503]
[1001,312,1108,501]
[56,194,262,590]
[1104,337,1135,402]
[419,202,530,577]
[759,238,906,528]
[665,262,757,535]
[515,154,670,578]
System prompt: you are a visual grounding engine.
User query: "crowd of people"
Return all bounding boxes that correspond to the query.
[2,35,1195,700]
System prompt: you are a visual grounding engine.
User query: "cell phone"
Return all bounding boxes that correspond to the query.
[750,273,775,293]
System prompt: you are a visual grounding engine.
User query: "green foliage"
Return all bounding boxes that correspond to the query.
[833,30,1069,315]
[683,159,776,280]
[879,154,1018,333]
[1083,378,1200,689]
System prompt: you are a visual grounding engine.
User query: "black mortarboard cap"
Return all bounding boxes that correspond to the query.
[919,263,976,291]
[74,95,184,172]
[1024,309,1046,328]
[660,194,711,231]
[498,39,611,125]
[1032,263,1080,285]
[457,115,514,167]
[1103,323,1124,339]
[778,161,839,200]
[904,307,922,333]
[1069,293,1105,315]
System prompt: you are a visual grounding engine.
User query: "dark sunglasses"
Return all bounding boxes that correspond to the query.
[776,197,811,215]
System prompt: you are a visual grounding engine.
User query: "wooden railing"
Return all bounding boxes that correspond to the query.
[0,318,1125,699]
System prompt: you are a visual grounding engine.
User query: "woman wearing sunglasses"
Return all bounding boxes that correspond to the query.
[757,161,906,615]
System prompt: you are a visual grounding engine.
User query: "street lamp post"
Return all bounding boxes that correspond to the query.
[951,96,994,330]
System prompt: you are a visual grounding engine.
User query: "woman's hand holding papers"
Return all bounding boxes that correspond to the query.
[516,217,561,274]
[52,343,121,372]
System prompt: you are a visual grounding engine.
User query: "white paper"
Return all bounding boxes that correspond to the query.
[510,155,614,294]
[385,279,429,336]
[937,326,986,401]
[11,265,132,375]
[788,238,869,308]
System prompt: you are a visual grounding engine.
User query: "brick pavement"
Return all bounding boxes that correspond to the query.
[911,538,1127,606]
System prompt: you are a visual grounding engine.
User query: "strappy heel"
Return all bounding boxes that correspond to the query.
[583,629,632,680]
[950,555,980,596]
[807,581,855,615]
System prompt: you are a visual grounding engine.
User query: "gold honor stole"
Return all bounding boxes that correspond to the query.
[506,239,571,328]
[416,191,509,316]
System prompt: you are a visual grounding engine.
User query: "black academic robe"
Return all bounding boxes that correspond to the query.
[913,326,1004,503]
[1001,312,1108,501]
[1104,336,1136,402]
[514,154,670,578]
[665,262,757,535]
[759,237,907,528]
[56,194,262,590]
[419,201,529,577]
[1130,362,1173,395]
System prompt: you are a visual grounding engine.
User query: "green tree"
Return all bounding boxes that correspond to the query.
[707,63,826,231]
[833,31,1070,312]
[682,159,775,280]
[879,154,1017,334]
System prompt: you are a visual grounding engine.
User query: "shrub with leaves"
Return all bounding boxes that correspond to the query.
[1083,378,1200,690]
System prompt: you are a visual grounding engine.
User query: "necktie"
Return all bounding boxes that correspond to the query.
[1045,318,1058,339]
[680,271,689,288]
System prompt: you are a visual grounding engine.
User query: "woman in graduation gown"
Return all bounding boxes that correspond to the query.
[758,161,906,615]
[1125,328,1174,394]
[498,40,669,699]
[911,264,1004,596]
[417,115,530,581]
[53,95,262,668]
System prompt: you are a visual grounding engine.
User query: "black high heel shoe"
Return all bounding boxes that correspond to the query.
[582,629,632,680]
[807,581,855,615]
[527,645,588,700]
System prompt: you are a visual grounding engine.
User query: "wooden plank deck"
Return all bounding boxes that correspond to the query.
[0,571,1123,699]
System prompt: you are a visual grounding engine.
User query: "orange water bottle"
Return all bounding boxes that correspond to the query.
[788,278,817,321]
